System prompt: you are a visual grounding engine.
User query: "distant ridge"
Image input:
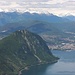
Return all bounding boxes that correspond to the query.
[0,12,70,26]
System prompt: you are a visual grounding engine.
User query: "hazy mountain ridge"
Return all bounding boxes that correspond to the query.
[0,12,75,34]
[0,12,75,33]
[0,12,71,26]
[63,15,75,21]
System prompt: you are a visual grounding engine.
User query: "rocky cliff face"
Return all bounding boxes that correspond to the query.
[0,30,58,75]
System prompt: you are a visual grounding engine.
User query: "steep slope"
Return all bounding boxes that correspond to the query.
[0,30,58,75]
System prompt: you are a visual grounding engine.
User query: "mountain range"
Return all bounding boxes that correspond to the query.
[0,12,75,50]
[63,15,75,21]
[0,12,74,26]
[0,12,75,35]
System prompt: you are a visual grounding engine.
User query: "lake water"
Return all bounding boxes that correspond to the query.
[22,50,75,75]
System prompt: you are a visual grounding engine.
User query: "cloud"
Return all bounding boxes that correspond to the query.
[0,0,49,2]
[0,0,75,15]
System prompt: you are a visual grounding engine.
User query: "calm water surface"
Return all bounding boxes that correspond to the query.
[22,50,75,75]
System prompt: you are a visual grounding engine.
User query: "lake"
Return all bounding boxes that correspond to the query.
[21,50,75,75]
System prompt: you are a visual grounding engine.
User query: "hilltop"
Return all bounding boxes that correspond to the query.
[0,30,58,75]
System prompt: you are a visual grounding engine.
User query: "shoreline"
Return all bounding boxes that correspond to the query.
[18,60,58,75]
[51,49,74,52]
[49,48,75,51]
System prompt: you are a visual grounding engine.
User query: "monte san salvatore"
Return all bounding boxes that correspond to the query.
[0,30,58,75]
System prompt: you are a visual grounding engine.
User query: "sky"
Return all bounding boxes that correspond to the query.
[0,0,75,16]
